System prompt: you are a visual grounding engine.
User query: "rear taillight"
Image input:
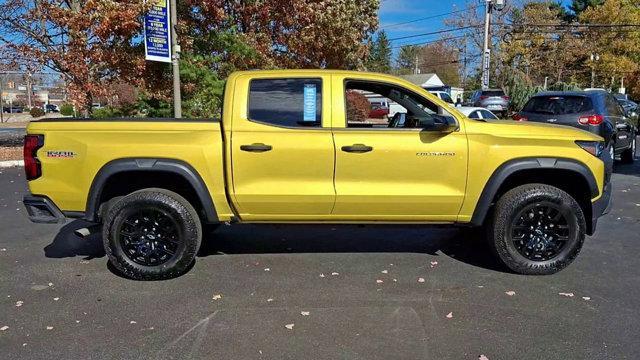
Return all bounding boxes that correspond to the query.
[578,114,604,126]
[23,135,44,180]
[502,96,510,100]
[479,95,488,100]
[512,113,527,121]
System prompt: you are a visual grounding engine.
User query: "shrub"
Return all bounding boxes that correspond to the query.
[60,103,74,116]
[29,107,45,118]
[92,106,122,118]
[345,90,370,122]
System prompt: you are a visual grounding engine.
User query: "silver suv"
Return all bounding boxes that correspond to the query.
[468,89,510,117]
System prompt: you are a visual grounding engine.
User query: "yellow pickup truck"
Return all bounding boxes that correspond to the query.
[23,70,612,280]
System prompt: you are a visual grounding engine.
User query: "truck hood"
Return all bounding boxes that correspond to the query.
[468,119,603,141]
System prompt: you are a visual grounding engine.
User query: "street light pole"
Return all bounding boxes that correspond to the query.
[170,0,182,118]
[590,53,599,88]
[481,0,493,90]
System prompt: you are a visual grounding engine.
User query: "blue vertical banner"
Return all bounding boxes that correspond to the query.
[303,84,317,122]
[144,0,172,63]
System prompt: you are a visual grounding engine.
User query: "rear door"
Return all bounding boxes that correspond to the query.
[229,74,335,220]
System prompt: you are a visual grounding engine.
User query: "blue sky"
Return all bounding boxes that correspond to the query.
[378,0,573,55]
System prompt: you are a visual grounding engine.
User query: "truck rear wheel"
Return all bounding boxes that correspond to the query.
[102,188,202,280]
[487,184,585,275]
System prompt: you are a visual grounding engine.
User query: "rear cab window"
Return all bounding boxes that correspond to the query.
[248,78,322,127]
[523,95,593,115]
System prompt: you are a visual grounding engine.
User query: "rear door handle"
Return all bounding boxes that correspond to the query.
[240,143,272,152]
[341,144,373,153]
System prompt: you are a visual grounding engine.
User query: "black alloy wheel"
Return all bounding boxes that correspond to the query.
[116,207,181,266]
[509,202,573,262]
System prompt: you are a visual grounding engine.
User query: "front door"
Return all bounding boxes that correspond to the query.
[331,76,468,221]
[230,75,335,220]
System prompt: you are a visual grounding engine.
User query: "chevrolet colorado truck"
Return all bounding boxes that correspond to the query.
[23,70,612,280]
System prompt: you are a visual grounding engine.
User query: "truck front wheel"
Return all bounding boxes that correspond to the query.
[488,184,586,275]
[102,188,202,280]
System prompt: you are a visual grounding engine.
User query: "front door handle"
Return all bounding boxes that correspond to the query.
[240,143,272,152]
[341,144,373,153]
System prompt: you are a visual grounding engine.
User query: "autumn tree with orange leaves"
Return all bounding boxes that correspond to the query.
[0,0,149,115]
[0,0,379,116]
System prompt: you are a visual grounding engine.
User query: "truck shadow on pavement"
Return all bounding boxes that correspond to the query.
[200,224,506,272]
[44,220,105,260]
[43,221,507,273]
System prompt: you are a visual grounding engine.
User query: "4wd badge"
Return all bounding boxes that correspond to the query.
[46,151,76,158]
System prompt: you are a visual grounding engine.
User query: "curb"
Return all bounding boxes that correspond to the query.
[0,160,24,168]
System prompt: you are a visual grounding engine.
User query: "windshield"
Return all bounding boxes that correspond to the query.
[523,96,593,115]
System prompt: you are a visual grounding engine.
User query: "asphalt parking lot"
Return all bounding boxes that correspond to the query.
[0,156,639,360]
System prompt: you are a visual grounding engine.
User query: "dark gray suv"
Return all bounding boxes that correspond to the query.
[515,90,636,164]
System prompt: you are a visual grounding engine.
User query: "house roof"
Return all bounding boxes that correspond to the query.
[398,73,444,88]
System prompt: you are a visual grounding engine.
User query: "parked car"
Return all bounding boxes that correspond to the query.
[3,105,24,113]
[45,104,60,113]
[368,104,389,119]
[428,91,454,104]
[514,90,636,163]
[617,98,638,117]
[468,89,510,117]
[457,106,499,120]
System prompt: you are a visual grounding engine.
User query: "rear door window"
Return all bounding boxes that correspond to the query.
[480,110,498,119]
[522,96,593,115]
[248,78,322,127]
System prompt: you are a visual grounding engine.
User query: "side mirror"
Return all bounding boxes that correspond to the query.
[421,116,457,133]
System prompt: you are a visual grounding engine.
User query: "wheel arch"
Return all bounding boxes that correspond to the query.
[470,157,598,233]
[85,158,218,223]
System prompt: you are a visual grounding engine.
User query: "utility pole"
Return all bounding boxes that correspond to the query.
[481,0,493,90]
[26,72,32,109]
[414,54,419,75]
[170,0,182,118]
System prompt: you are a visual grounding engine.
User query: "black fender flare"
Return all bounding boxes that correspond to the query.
[469,157,599,226]
[84,158,218,223]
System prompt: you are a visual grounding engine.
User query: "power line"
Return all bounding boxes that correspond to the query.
[392,34,467,49]
[380,5,480,30]
[389,25,482,42]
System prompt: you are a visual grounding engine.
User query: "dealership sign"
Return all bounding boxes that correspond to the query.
[144,0,172,63]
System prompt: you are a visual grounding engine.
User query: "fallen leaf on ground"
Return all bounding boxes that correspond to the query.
[212,294,222,300]
[48,282,53,287]
[446,312,453,319]
[285,323,294,330]
[1,326,8,331]
[300,311,310,316]
[130,321,137,324]
[582,297,591,301]
[376,279,383,284]
[417,278,425,283]
[430,261,438,267]
[46,326,53,330]
[319,273,325,278]
[381,270,388,274]
[331,272,339,276]
[0,248,6,251]
[505,291,516,296]
[15,300,23,307]
[53,297,59,301]
[558,292,574,297]
[479,355,490,360]
[267,298,274,302]
[264,268,270,272]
